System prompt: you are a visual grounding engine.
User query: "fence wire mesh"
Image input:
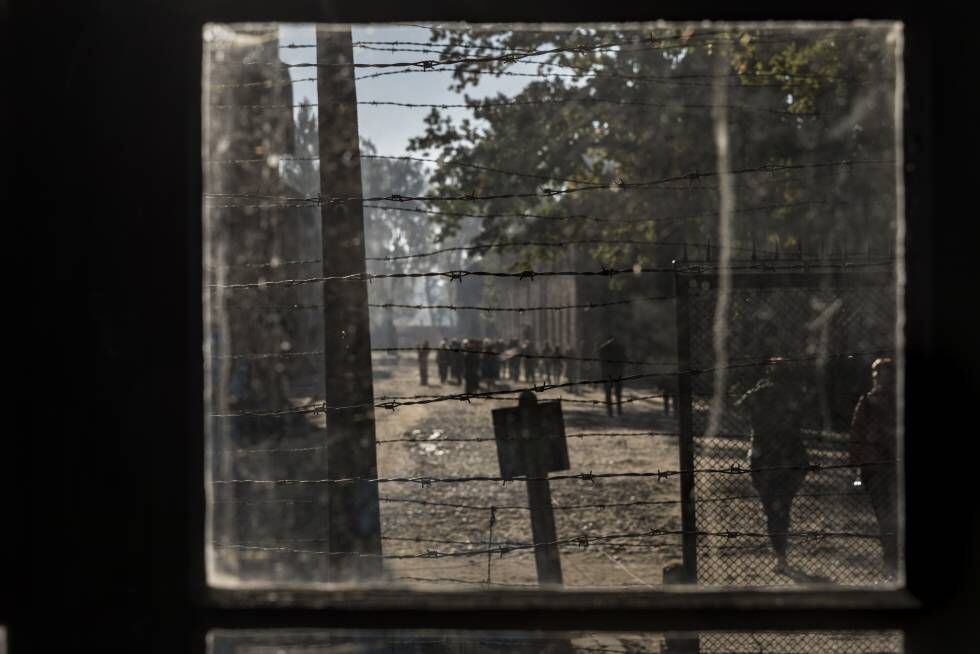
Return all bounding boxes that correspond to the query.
[677,267,898,587]
[694,630,903,653]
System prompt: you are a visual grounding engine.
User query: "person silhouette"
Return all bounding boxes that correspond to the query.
[849,357,899,578]
[598,336,627,416]
[436,338,450,384]
[735,358,814,575]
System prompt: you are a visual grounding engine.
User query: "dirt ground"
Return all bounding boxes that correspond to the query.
[213,354,891,593]
[367,354,684,590]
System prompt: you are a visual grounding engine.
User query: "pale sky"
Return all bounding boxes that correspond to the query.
[278,24,533,159]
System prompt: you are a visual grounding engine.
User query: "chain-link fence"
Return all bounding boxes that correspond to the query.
[694,630,903,653]
[675,264,898,587]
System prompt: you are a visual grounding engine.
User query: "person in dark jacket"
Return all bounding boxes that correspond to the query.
[463,338,482,394]
[507,338,522,381]
[735,358,814,574]
[436,338,450,384]
[849,357,898,578]
[480,338,496,391]
[598,336,627,416]
[566,343,581,394]
[553,343,565,384]
[450,338,464,385]
[522,340,538,384]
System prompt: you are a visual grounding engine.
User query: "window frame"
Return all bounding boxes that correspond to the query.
[15,2,978,653]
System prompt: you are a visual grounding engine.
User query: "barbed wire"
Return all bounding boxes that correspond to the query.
[374,490,868,514]
[353,65,884,87]
[212,346,890,378]
[217,293,673,313]
[209,229,811,268]
[205,158,893,207]
[210,192,831,227]
[222,534,528,548]
[210,347,891,415]
[211,459,893,487]
[371,345,676,368]
[208,259,894,291]
[211,517,891,561]
[282,30,819,54]
[362,238,774,262]
[207,97,822,117]
[213,489,868,511]
[243,39,703,69]
[212,371,669,416]
[234,36,865,79]
[210,159,876,206]
[216,280,880,313]
[207,266,665,290]
[222,430,684,455]
[365,294,676,312]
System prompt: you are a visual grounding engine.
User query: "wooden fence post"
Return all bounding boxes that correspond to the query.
[316,25,382,581]
[673,268,699,583]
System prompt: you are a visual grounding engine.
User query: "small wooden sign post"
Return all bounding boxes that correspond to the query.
[492,390,569,586]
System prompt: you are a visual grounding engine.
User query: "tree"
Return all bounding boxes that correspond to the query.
[402,24,899,357]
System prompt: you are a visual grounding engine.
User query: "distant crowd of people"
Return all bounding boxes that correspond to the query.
[414,335,672,416]
[415,337,582,394]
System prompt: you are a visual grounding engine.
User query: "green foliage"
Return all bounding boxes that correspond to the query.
[407,25,898,272]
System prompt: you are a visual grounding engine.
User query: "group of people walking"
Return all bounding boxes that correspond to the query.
[416,337,582,394]
[415,334,666,419]
[738,356,899,578]
[414,336,897,579]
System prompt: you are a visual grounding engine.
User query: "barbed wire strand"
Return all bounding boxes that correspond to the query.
[213,489,870,511]
[210,346,893,416]
[206,97,823,117]
[211,518,893,561]
[211,459,894,487]
[222,427,858,454]
[204,158,893,207]
[208,258,894,291]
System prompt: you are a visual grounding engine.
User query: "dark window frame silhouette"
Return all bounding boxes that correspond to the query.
[14,2,976,654]
[188,7,944,651]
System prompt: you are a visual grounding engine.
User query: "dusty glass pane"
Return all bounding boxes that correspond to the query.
[203,21,904,590]
[208,629,904,653]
